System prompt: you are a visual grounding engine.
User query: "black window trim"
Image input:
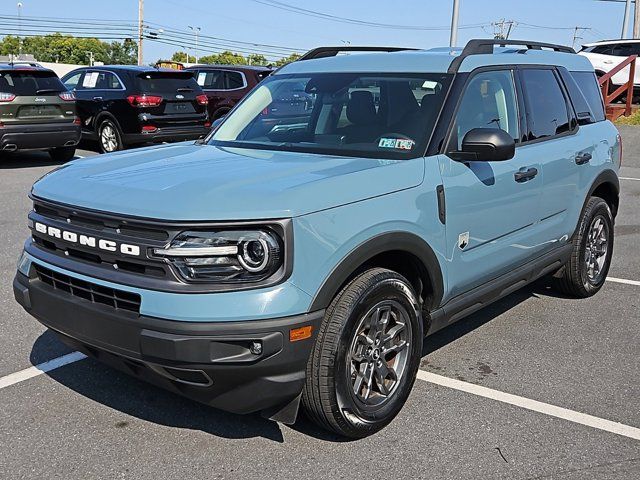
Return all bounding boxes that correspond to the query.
[563,69,606,124]
[196,68,248,91]
[440,65,524,159]
[515,64,579,147]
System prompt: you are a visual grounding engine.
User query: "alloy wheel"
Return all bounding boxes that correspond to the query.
[347,300,412,407]
[584,215,609,284]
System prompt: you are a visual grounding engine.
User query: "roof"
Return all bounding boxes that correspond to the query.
[277,41,594,76]
[186,64,273,71]
[71,65,194,74]
[583,39,640,47]
[0,63,55,73]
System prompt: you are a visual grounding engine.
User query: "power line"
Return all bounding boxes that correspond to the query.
[249,0,490,31]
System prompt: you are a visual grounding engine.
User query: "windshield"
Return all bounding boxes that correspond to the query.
[208,72,452,159]
[0,70,66,95]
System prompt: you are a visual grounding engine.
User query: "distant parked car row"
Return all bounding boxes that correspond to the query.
[0,62,275,157]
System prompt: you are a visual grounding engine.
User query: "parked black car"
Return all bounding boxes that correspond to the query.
[61,66,211,153]
[0,63,81,161]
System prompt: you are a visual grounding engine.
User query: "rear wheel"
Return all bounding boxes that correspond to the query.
[98,119,123,153]
[49,146,76,162]
[552,197,614,297]
[302,268,423,438]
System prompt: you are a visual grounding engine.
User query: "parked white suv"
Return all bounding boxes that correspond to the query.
[579,39,640,87]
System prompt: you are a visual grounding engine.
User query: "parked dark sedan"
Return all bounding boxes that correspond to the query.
[185,65,272,120]
[61,66,211,153]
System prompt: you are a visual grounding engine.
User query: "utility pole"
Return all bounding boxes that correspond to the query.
[492,19,516,40]
[450,0,460,47]
[17,2,23,58]
[634,0,640,38]
[189,26,201,64]
[623,0,632,38]
[572,27,590,49]
[137,0,144,66]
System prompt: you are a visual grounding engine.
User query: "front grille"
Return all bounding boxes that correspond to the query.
[35,264,141,313]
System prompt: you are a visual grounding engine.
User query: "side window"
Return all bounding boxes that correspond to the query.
[570,71,606,122]
[62,72,83,90]
[96,71,123,90]
[521,69,571,140]
[611,43,635,57]
[78,71,121,90]
[592,45,613,55]
[448,70,520,151]
[196,70,225,89]
[225,71,245,89]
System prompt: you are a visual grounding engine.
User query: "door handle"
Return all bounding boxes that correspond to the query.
[514,167,538,183]
[575,152,592,165]
[93,96,103,101]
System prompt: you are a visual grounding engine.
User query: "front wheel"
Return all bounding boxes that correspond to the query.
[302,268,423,438]
[98,119,123,154]
[551,197,614,297]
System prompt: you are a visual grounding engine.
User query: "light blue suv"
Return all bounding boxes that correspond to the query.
[14,40,621,438]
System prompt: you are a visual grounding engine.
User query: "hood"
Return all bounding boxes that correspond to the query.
[32,143,424,220]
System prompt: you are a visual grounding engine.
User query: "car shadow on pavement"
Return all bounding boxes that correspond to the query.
[421,278,564,356]
[0,151,68,169]
[30,330,349,443]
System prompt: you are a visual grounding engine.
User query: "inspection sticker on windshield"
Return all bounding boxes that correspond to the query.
[378,138,415,150]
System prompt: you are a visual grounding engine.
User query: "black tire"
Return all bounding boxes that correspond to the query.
[97,119,123,154]
[49,146,76,162]
[302,268,423,438]
[551,197,614,298]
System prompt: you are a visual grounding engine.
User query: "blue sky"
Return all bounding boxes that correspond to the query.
[0,0,628,63]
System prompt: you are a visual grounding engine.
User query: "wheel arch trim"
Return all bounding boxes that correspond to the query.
[308,231,444,312]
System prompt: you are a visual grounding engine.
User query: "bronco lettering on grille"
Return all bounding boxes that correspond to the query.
[34,221,141,257]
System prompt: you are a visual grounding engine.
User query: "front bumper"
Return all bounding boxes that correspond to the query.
[13,270,323,419]
[1,122,81,151]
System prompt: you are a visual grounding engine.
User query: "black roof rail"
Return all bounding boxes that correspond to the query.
[298,46,418,62]
[448,39,575,73]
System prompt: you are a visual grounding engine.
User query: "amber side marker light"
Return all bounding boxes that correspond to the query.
[290,326,313,342]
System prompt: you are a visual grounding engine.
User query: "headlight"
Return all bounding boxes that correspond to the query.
[153,229,283,283]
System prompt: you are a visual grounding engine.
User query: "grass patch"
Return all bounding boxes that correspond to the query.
[615,109,640,125]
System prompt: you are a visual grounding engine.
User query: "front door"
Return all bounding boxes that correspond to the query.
[438,69,542,300]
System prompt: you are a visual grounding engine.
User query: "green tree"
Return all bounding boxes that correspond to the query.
[0,34,136,65]
[274,53,301,67]
[247,54,268,66]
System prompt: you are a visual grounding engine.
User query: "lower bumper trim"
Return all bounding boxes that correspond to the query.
[13,271,323,416]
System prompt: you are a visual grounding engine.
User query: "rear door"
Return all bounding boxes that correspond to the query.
[0,69,75,126]
[438,68,542,298]
[135,70,207,127]
[517,67,583,249]
[69,69,126,132]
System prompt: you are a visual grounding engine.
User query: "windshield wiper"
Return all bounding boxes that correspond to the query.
[176,87,193,92]
[36,88,61,94]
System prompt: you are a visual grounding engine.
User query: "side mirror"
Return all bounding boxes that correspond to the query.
[459,128,515,161]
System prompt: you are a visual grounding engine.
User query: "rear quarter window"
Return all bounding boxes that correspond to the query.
[570,71,606,122]
[0,70,66,95]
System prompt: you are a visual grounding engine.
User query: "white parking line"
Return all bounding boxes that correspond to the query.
[416,370,640,441]
[606,276,640,287]
[620,177,640,181]
[0,352,86,390]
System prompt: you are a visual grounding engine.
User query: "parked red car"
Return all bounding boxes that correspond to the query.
[185,65,272,120]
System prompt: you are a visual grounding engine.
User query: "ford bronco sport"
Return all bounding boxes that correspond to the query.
[0,64,80,161]
[14,40,621,438]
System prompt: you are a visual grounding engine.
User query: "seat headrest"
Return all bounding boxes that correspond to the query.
[346,90,376,125]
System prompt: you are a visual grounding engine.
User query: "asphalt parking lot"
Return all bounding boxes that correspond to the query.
[0,134,639,480]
